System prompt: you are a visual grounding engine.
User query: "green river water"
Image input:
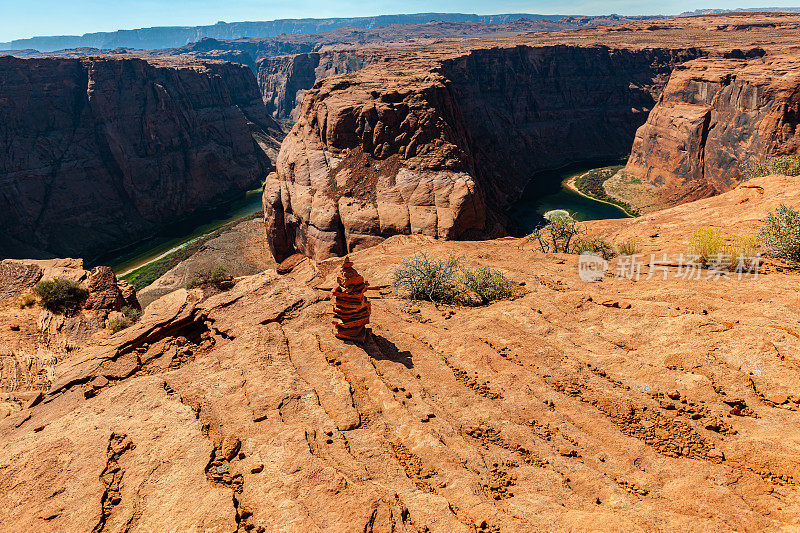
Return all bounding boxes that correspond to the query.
[103,188,264,275]
[508,160,631,236]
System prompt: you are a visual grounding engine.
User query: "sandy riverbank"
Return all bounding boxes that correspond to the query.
[565,173,636,217]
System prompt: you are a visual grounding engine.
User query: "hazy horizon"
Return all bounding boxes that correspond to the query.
[2,0,800,43]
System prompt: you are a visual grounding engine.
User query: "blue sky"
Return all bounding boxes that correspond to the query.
[0,0,798,42]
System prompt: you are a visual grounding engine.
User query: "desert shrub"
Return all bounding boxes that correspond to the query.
[33,278,87,312]
[687,228,761,269]
[574,238,616,260]
[527,213,618,259]
[616,238,641,256]
[460,267,516,305]
[393,253,462,303]
[109,315,132,333]
[186,265,233,290]
[728,235,762,266]
[527,212,583,254]
[18,293,36,309]
[741,155,800,179]
[209,266,230,285]
[121,305,142,321]
[759,204,800,261]
[771,156,800,176]
[688,228,724,264]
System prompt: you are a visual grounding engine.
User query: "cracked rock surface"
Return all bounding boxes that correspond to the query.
[3,176,800,530]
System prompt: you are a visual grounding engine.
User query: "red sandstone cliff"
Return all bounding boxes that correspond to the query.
[168,18,671,122]
[0,56,283,261]
[625,53,800,201]
[264,45,701,261]
[264,13,800,261]
[258,51,375,120]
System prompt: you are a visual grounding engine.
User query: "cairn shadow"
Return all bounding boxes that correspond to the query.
[364,333,414,369]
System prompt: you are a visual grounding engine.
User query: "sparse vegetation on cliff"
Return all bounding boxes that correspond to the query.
[122,305,142,321]
[109,306,142,334]
[393,253,463,303]
[527,212,582,254]
[688,228,724,264]
[186,266,234,291]
[527,213,616,259]
[759,204,800,261]
[18,293,36,309]
[33,278,88,312]
[574,238,616,260]
[393,253,517,305]
[687,228,760,269]
[109,315,132,333]
[616,239,641,256]
[741,155,800,179]
[461,266,517,305]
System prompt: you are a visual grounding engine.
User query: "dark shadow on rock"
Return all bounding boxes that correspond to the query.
[364,333,413,369]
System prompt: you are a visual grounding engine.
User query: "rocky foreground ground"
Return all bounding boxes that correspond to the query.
[1,175,799,531]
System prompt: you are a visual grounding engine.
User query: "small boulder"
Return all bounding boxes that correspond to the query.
[276,253,306,275]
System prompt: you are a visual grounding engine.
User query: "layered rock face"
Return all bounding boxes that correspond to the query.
[163,18,672,122]
[0,56,282,261]
[625,54,800,201]
[264,45,701,261]
[0,13,584,52]
[258,51,374,120]
[438,45,703,211]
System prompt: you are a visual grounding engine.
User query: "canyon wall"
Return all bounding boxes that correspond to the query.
[438,45,703,210]
[258,51,376,120]
[264,45,702,261]
[0,56,283,261]
[625,54,800,201]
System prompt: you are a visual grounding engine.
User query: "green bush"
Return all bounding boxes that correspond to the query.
[760,204,800,261]
[186,266,234,290]
[460,267,516,305]
[771,156,800,176]
[393,253,462,303]
[574,238,616,260]
[688,228,724,264]
[33,278,87,312]
[526,213,616,259]
[18,293,36,309]
[121,305,142,321]
[393,254,519,305]
[728,235,762,267]
[109,315,132,333]
[741,155,800,179]
[526,212,583,254]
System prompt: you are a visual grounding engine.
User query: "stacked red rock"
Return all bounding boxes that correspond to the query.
[332,257,371,343]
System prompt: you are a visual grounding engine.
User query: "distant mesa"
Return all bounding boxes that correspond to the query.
[0,12,660,52]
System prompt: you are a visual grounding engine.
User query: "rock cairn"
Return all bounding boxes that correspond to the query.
[332,257,371,343]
